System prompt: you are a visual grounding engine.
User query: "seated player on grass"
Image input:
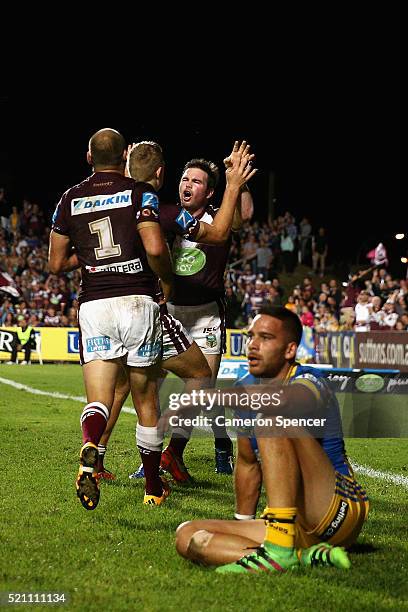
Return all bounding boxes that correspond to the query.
[174,306,369,573]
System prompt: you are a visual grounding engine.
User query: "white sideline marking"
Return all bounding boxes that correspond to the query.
[351,463,408,489]
[1,375,408,488]
[0,376,136,415]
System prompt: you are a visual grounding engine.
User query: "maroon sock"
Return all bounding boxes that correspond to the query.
[81,404,108,446]
[138,447,163,496]
[168,436,189,459]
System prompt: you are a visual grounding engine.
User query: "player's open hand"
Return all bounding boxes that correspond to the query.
[224,141,257,189]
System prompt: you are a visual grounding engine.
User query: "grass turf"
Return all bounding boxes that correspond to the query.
[0,364,407,611]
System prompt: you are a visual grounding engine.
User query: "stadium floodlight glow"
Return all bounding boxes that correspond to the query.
[401,257,408,264]
[395,233,405,240]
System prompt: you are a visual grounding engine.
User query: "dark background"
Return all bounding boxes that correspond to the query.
[0,95,405,278]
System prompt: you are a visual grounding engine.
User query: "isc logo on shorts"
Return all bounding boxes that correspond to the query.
[86,336,111,352]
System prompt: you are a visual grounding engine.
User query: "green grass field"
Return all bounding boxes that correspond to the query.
[0,365,407,611]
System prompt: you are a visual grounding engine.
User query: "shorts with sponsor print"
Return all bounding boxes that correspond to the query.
[160,304,193,361]
[295,472,369,548]
[78,294,161,367]
[167,300,226,355]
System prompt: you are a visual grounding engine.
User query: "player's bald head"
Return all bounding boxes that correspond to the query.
[88,128,126,168]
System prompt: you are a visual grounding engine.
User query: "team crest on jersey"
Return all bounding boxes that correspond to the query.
[172,246,206,276]
[175,208,195,230]
[206,334,217,348]
[71,190,132,215]
[141,192,159,209]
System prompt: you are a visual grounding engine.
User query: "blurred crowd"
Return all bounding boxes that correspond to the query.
[1,189,407,332]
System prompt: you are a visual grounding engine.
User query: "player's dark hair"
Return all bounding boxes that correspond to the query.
[128,141,164,182]
[182,158,219,191]
[89,128,126,168]
[258,305,303,346]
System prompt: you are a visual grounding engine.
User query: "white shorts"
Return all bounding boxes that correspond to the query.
[160,305,194,361]
[167,300,226,355]
[79,295,161,367]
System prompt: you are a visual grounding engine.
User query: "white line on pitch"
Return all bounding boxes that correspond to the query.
[1,375,408,487]
[0,375,136,415]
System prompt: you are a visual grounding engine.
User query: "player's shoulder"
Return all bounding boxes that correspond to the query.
[133,182,159,209]
[235,372,258,387]
[293,363,324,378]
[290,364,329,395]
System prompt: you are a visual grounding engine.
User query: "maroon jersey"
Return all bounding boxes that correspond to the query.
[52,173,160,304]
[167,203,231,306]
[159,202,200,242]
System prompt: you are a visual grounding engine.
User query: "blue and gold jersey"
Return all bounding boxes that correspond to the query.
[235,364,352,477]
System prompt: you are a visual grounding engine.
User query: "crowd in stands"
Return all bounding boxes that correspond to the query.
[1,189,407,333]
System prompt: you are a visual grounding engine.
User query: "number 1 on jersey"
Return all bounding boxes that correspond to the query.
[89,216,121,260]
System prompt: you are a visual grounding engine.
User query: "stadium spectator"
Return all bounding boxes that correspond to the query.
[280,227,295,274]
[255,239,273,280]
[225,286,242,328]
[7,315,36,365]
[382,301,398,329]
[0,187,11,231]
[300,305,314,327]
[312,227,328,277]
[299,217,312,264]
[354,291,372,331]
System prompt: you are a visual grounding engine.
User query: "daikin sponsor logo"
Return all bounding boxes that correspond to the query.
[71,191,132,215]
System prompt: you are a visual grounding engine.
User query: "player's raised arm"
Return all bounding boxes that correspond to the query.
[196,141,257,244]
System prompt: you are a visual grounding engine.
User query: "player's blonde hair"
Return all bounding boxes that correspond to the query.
[128,141,164,182]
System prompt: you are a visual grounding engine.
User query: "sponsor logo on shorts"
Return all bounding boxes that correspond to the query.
[137,342,161,358]
[173,247,206,276]
[71,191,132,215]
[86,258,143,274]
[320,500,348,540]
[86,336,111,352]
[206,333,217,348]
[141,192,159,209]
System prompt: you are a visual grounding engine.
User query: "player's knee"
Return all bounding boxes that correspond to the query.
[176,522,213,561]
[187,530,214,563]
[175,521,195,558]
